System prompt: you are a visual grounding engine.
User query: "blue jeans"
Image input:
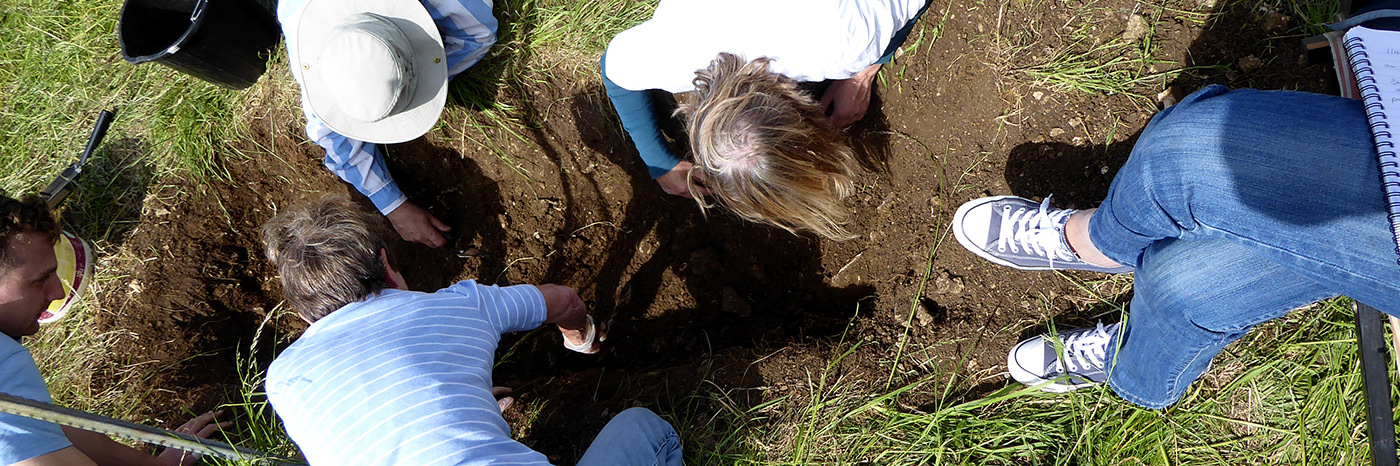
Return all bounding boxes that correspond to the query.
[1087,85,1400,408]
[577,408,684,466]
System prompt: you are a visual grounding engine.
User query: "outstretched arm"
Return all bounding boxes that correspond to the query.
[601,53,710,198]
[463,281,600,354]
[306,111,450,247]
[537,284,603,354]
[60,410,229,466]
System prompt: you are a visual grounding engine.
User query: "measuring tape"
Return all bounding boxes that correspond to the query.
[0,392,305,465]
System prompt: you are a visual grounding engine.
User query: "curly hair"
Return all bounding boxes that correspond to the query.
[676,53,859,241]
[261,195,390,323]
[0,194,59,270]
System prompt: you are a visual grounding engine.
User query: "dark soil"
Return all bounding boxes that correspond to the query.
[48,0,1333,462]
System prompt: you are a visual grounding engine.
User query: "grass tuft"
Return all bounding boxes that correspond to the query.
[0,0,241,192]
[682,298,1380,465]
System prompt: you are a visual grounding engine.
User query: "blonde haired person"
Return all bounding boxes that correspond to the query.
[677,53,858,239]
[602,0,930,240]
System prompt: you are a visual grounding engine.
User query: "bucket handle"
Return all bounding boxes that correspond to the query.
[189,0,207,22]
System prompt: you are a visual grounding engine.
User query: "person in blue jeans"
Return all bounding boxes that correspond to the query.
[603,0,930,240]
[261,195,682,465]
[951,85,1400,407]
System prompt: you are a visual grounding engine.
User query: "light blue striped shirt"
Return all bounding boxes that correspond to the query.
[266,281,551,466]
[0,337,71,464]
[278,0,498,215]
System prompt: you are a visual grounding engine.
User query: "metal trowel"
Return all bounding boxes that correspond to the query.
[40,109,115,209]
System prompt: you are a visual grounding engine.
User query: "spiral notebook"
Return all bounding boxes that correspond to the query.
[1343,25,1400,265]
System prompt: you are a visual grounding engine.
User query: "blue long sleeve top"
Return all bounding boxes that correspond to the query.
[600,0,926,179]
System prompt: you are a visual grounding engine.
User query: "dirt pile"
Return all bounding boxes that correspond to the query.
[60,0,1331,461]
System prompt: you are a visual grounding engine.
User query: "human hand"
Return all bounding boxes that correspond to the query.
[492,386,514,413]
[154,410,231,466]
[656,161,711,199]
[386,201,451,248]
[820,64,882,127]
[537,284,598,353]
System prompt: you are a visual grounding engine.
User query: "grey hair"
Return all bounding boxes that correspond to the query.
[677,53,859,241]
[261,195,390,323]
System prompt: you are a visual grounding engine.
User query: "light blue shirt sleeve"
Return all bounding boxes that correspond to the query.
[425,0,499,74]
[0,339,72,464]
[305,110,409,215]
[448,281,548,335]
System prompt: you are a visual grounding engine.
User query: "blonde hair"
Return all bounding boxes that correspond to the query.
[677,53,859,241]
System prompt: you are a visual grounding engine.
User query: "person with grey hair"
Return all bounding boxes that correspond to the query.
[260,195,683,466]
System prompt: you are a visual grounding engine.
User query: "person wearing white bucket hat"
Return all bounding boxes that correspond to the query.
[277,0,498,248]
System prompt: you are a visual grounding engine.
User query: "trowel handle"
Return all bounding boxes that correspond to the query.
[41,109,117,209]
[79,109,116,166]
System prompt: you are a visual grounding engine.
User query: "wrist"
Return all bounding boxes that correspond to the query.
[855,63,882,82]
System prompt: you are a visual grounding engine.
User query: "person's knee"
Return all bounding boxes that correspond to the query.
[1124,85,1237,173]
[592,407,679,448]
[1127,122,1221,179]
[612,407,671,432]
[581,408,683,466]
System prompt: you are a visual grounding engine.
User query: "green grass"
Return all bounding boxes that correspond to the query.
[1003,0,1179,105]
[447,0,655,120]
[1017,39,1175,102]
[179,294,1390,465]
[0,0,241,192]
[1005,0,1339,105]
[6,0,1396,465]
[1285,0,1342,35]
[678,298,1384,465]
[205,306,302,466]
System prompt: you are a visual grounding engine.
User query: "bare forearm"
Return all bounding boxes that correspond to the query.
[536,284,588,329]
[61,427,159,466]
[14,446,100,466]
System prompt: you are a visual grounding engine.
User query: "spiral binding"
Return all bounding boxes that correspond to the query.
[1346,31,1400,264]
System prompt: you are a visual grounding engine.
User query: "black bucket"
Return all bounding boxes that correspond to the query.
[118,0,281,89]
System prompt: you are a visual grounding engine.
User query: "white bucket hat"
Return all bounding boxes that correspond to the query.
[290,0,448,144]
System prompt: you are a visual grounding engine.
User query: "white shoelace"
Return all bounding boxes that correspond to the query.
[1059,322,1113,374]
[996,196,1076,264]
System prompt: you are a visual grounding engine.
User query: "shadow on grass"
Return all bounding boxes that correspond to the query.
[63,137,154,247]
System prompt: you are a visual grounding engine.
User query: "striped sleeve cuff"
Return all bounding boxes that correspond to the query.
[370,185,408,215]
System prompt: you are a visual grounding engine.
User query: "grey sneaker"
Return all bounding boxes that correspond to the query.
[1008,322,1119,393]
[952,195,1132,274]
